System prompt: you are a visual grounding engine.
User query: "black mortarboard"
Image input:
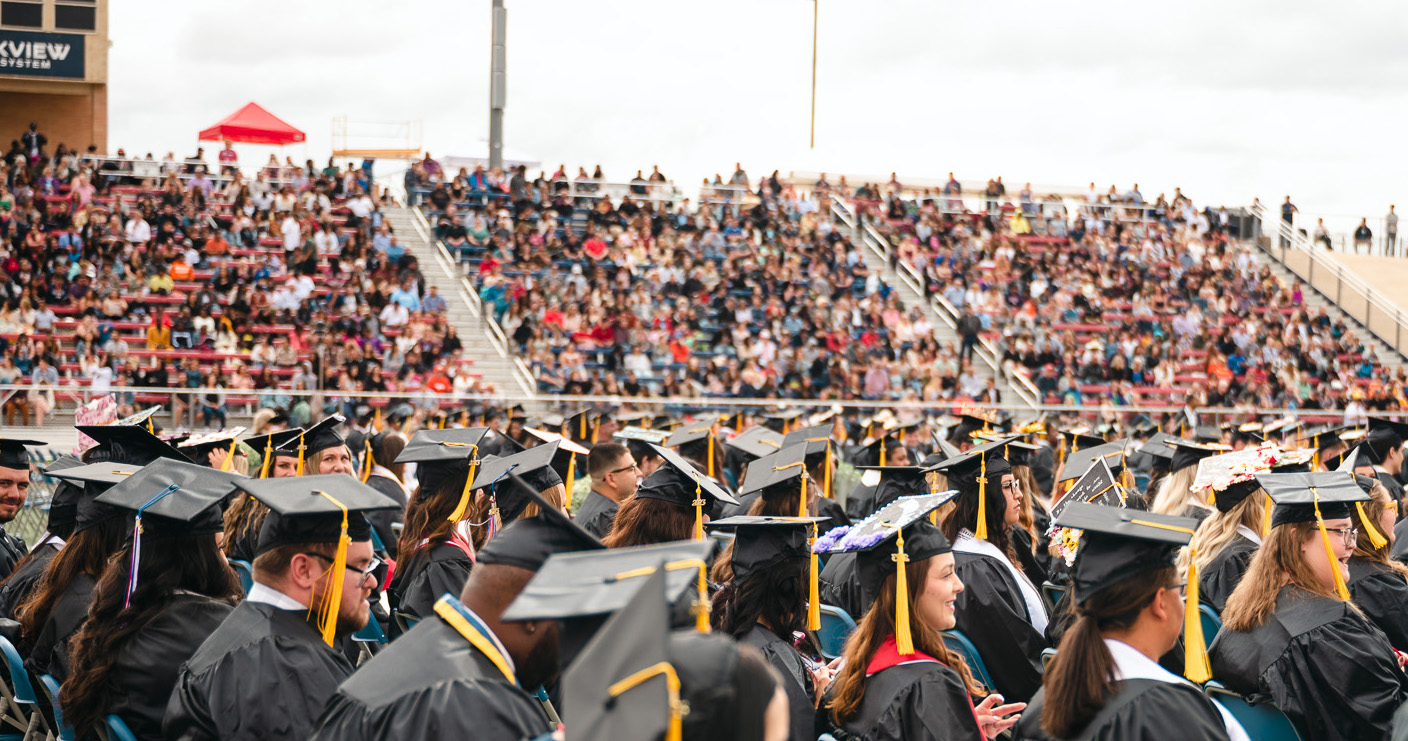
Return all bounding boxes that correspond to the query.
[665,421,723,478]
[849,433,907,467]
[394,427,490,464]
[243,428,304,477]
[761,409,805,433]
[467,442,566,534]
[48,461,144,532]
[1335,442,1375,472]
[857,466,936,513]
[94,458,241,538]
[0,438,43,469]
[178,427,247,468]
[636,444,739,538]
[1167,439,1230,474]
[738,446,811,512]
[112,405,163,431]
[614,427,671,445]
[1004,441,1040,467]
[562,409,604,443]
[78,424,191,466]
[1194,425,1224,443]
[300,414,349,458]
[508,404,529,421]
[475,490,604,572]
[1054,502,1209,682]
[1059,442,1129,482]
[1059,429,1106,451]
[706,515,826,581]
[42,456,84,535]
[1230,422,1264,445]
[1304,424,1350,452]
[522,427,590,484]
[782,425,834,447]
[1363,417,1408,465]
[239,474,399,553]
[1258,470,1369,602]
[1139,432,1178,461]
[930,437,1015,541]
[814,493,954,653]
[562,568,682,741]
[724,427,785,461]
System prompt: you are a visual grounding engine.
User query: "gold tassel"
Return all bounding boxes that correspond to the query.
[929,472,940,524]
[735,414,742,433]
[312,491,350,647]
[879,438,887,467]
[565,454,576,505]
[592,419,600,444]
[692,481,706,541]
[798,470,808,518]
[446,446,480,522]
[1263,493,1273,537]
[1313,490,1352,601]
[807,522,821,631]
[609,663,683,741]
[220,439,238,472]
[259,439,273,479]
[694,559,710,632]
[893,528,913,655]
[580,415,587,440]
[975,453,989,540]
[1358,501,1388,550]
[707,435,715,479]
[296,432,306,476]
[823,445,832,499]
[360,439,373,483]
[373,406,381,431]
[1183,549,1212,683]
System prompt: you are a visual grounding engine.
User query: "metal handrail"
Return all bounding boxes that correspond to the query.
[1249,202,1408,359]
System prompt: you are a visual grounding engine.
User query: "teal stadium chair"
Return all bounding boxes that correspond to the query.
[39,674,72,741]
[941,630,995,689]
[1205,681,1302,740]
[811,605,857,661]
[393,612,421,635]
[228,559,254,595]
[1040,648,1058,671]
[1040,581,1067,614]
[102,714,138,741]
[0,636,34,739]
[1199,604,1222,643]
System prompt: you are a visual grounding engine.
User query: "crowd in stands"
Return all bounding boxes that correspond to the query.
[414,161,998,405]
[0,122,489,428]
[839,175,1408,415]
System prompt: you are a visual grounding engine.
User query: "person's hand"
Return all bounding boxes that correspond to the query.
[810,661,837,705]
[973,693,1025,738]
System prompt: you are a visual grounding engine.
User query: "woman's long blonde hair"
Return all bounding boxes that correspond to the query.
[1149,466,1209,517]
[1178,488,1268,573]
[1221,521,1354,631]
[1353,480,1408,584]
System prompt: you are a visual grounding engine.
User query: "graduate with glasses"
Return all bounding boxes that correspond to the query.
[1211,472,1408,741]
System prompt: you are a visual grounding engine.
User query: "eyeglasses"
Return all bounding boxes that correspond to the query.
[609,463,641,475]
[1169,582,1188,598]
[999,480,1022,492]
[303,553,383,587]
[1324,527,1359,545]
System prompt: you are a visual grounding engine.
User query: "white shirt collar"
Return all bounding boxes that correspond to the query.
[29,531,63,553]
[246,581,309,611]
[954,529,1049,634]
[1234,525,1263,545]
[1104,639,1250,741]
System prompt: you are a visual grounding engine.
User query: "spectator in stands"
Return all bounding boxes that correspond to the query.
[28,356,57,426]
[1354,218,1372,254]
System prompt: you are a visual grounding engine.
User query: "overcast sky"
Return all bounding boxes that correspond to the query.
[109,0,1406,235]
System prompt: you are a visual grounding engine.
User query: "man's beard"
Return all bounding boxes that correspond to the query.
[515,623,561,691]
[0,496,25,524]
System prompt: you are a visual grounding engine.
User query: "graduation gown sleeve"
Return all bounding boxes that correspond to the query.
[0,545,56,620]
[1013,680,1232,741]
[818,552,866,621]
[952,553,1047,702]
[742,625,815,741]
[844,483,880,521]
[816,496,851,533]
[0,528,26,582]
[24,573,94,682]
[388,543,473,619]
[364,475,407,559]
[1349,558,1408,652]
[1210,587,1408,741]
[1199,536,1257,614]
[164,602,355,741]
[818,662,983,741]
[573,491,620,540]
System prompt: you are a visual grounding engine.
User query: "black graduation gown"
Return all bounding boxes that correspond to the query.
[741,624,814,741]
[224,528,258,565]
[816,659,983,741]
[387,542,473,620]
[83,594,234,741]
[1392,520,1408,564]
[1349,558,1408,651]
[0,543,58,619]
[952,551,1047,702]
[1199,535,1258,614]
[844,482,881,521]
[1031,445,1057,500]
[1209,585,1408,741]
[0,528,26,582]
[1013,679,1232,740]
[310,614,553,740]
[24,572,94,682]
[818,552,866,620]
[164,600,355,741]
[363,473,407,560]
[1011,528,1051,586]
[574,490,621,540]
[1377,471,1406,504]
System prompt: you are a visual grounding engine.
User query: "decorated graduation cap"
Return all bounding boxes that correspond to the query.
[236,474,401,645]
[813,493,956,654]
[929,436,1015,540]
[178,427,247,472]
[1167,439,1231,475]
[0,438,43,470]
[1055,502,1210,682]
[397,427,490,522]
[475,490,604,572]
[78,424,191,466]
[708,515,828,631]
[739,445,813,517]
[290,415,349,475]
[1059,441,1130,483]
[94,458,244,607]
[48,460,143,532]
[665,421,723,480]
[724,426,785,461]
[112,405,164,433]
[1192,448,1272,515]
[1050,458,1125,520]
[468,441,565,539]
[1362,417,1408,466]
[637,444,739,540]
[1257,471,1370,602]
[615,427,671,445]
[562,568,686,741]
[243,428,304,479]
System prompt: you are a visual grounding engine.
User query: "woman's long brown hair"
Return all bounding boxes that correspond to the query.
[221,494,269,558]
[16,518,127,650]
[826,556,982,724]
[1221,521,1350,631]
[602,497,695,549]
[1040,566,1176,738]
[398,459,473,558]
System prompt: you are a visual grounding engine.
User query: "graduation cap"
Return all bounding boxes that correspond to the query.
[1004,441,1040,468]
[288,415,349,475]
[1054,502,1209,682]
[1257,471,1370,602]
[1059,429,1106,452]
[561,568,685,741]
[48,461,145,532]
[112,405,164,433]
[738,445,813,517]
[78,424,191,466]
[665,421,723,479]
[724,427,785,461]
[1193,425,1225,444]
[397,427,491,522]
[563,409,606,444]
[42,456,84,536]
[1059,442,1130,483]
[637,444,739,540]
[1304,424,1350,453]
[1167,439,1231,475]
[849,433,907,468]
[707,515,828,630]
[468,441,566,537]
[1050,458,1125,520]
[0,438,43,470]
[178,427,247,471]
[522,428,590,499]
[1138,432,1178,462]
[236,474,401,645]
[615,427,671,445]
[928,437,1016,540]
[1362,417,1408,465]
[1189,448,1274,514]
[243,428,304,479]
[475,490,604,572]
[857,466,937,516]
[813,493,955,654]
[1230,422,1265,445]
[507,404,529,421]
[782,425,834,448]
[761,409,805,433]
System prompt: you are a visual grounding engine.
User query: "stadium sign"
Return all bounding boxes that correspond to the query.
[0,30,84,79]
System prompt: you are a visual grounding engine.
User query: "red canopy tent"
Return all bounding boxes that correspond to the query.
[198,102,306,146]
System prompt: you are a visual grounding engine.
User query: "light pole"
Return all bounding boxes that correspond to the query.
[489,0,507,170]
